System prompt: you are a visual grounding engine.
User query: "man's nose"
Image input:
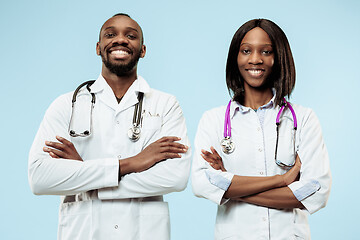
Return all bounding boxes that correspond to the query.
[113,34,129,45]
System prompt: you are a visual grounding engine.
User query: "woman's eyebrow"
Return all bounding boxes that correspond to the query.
[240,43,272,46]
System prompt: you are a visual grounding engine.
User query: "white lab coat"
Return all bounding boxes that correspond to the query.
[28,75,191,240]
[192,100,331,240]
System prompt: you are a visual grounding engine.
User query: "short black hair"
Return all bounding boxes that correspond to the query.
[226,19,295,106]
[112,13,131,18]
[98,13,144,45]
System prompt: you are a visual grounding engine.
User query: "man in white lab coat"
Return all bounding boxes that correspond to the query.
[28,13,191,240]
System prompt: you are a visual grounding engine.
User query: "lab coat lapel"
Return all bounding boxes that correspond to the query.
[116,84,138,116]
[90,75,150,115]
[115,76,150,115]
[90,75,118,111]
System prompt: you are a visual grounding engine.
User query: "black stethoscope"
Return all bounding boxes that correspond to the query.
[221,98,297,168]
[68,80,144,142]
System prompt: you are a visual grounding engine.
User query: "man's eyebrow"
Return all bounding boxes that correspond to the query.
[125,27,139,32]
[103,26,115,31]
[102,26,139,32]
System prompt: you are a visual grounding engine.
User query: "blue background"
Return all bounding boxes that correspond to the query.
[1,0,359,239]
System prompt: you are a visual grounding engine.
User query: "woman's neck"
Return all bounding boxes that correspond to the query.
[243,87,273,110]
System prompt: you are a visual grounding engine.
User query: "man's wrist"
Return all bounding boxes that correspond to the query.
[118,156,136,177]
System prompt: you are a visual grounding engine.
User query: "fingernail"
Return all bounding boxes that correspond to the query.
[45,141,50,145]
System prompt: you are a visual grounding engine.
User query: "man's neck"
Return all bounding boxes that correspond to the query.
[101,67,138,99]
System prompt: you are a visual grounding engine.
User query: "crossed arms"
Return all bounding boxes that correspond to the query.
[29,93,191,198]
[201,146,304,210]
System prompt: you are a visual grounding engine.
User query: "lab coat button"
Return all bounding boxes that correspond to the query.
[258,148,262,152]
[260,171,264,175]
[262,217,266,221]
[257,127,261,131]
[114,225,118,229]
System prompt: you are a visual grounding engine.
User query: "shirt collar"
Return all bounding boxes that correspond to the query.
[90,74,151,94]
[229,88,276,119]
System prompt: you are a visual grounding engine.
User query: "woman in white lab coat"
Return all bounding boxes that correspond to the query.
[192,19,331,240]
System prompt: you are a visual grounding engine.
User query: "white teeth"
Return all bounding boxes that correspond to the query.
[248,70,262,74]
[111,50,129,55]
[248,69,263,76]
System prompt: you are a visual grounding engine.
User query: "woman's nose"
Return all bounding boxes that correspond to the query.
[249,52,263,64]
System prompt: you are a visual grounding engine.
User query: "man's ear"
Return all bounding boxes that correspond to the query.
[140,45,146,58]
[96,42,101,56]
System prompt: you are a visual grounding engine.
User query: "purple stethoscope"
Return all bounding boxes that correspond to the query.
[221,98,297,168]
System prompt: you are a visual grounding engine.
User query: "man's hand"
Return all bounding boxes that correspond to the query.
[43,136,83,161]
[201,146,226,172]
[120,136,188,175]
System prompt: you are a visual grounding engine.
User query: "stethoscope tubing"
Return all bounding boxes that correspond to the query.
[69,80,96,137]
[276,98,297,129]
[69,81,144,141]
[222,98,298,167]
[224,100,232,138]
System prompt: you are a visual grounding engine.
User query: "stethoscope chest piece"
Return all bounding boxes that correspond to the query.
[220,137,235,154]
[222,100,235,154]
[127,92,144,142]
[128,125,141,142]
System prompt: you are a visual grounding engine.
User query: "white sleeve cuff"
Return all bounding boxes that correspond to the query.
[288,179,321,201]
[205,169,234,191]
[204,169,234,205]
[97,158,119,199]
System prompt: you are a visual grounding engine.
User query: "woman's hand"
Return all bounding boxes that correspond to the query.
[281,154,301,186]
[201,146,227,172]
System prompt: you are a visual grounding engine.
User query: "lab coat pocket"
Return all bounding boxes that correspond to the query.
[214,224,238,240]
[293,210,310,240]
[141,116,163,147]
[139,201,170,240]
[269,116,297,169]
[276,132,297,167]
[142,116,162,130]
[293,223,310,239]
[58,200,93,240]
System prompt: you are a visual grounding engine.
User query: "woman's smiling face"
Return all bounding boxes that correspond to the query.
[237,27,274,91]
